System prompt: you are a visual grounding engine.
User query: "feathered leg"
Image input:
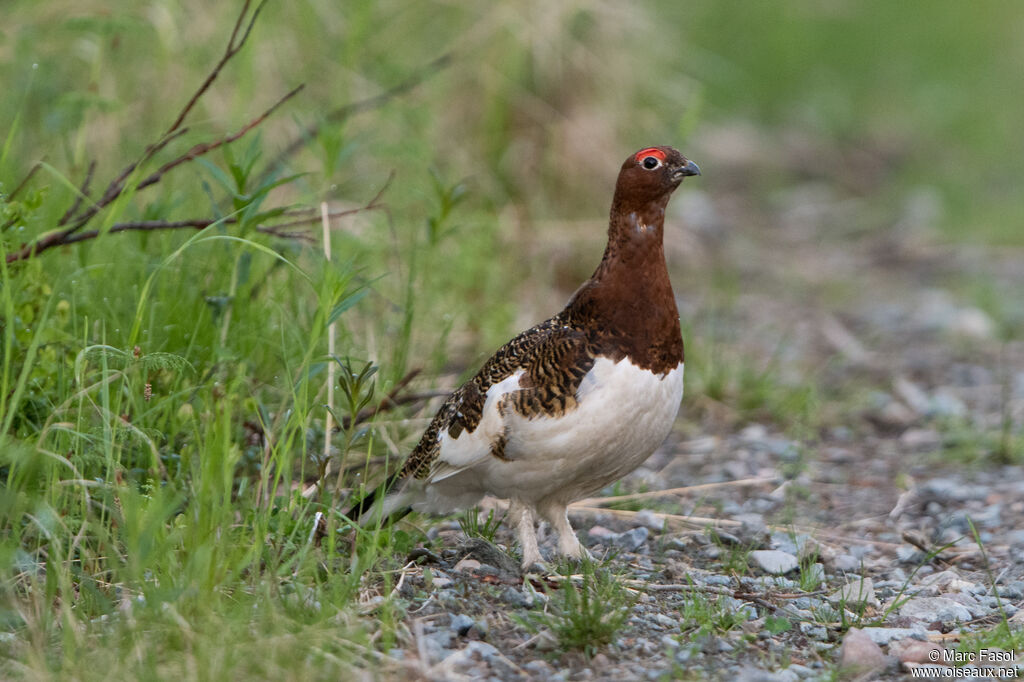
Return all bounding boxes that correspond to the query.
[539,501,590,560]
[510,500,543,570]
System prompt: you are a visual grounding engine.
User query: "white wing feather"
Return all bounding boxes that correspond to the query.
[428,370,523,482]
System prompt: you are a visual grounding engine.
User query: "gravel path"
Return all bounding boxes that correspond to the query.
[366,127,1024,680]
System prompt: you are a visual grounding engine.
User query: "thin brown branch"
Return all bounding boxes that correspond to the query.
[255,225,317,242]
[164,0,267,136]
[78,127,190,228]
[264,172,393,231]
[6,86,303,265]
[5,160,44,202]
[262,53,452,181]
[58,161,97,225]
[15,168,390,259]
[59,219,219,246]
[31,2,269,247]
[134,84,304,194]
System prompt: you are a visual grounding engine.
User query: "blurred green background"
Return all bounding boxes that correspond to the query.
[1,0,1022,677]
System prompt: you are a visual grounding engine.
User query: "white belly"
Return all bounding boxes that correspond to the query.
[482,357,683,503]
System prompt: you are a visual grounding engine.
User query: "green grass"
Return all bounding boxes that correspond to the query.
[2,0,1024,677]
[517,558,637,658]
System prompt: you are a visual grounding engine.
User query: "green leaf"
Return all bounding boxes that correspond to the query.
[764,615,791,634]
[327,288,370,325]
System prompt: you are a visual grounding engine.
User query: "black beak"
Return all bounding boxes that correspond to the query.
[677,159,701,178]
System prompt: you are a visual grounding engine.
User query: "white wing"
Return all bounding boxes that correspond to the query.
[428,369,523,482]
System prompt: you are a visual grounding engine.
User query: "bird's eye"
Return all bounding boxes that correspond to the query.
[642,156,661,170]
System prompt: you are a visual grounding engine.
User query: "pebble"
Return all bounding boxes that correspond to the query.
[522,660,555,678]
[587,525,616,539]
[832,554,860,573]
[501,586,534,609]
[888,638,944,664]
[899,596,973,623]
[749,550,799,575]
[735,667,796,682]
[920,478,989,502]
[634,509,666,531]
[828,577,877,609]
[839,627,889,675]
[612,527,650,552]
[652,613,678,630]
[450,613,475,635]
[855,627,927,645]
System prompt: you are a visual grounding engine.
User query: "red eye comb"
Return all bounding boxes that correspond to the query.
[634,148,666,162]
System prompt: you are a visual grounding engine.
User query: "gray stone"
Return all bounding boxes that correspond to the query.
[945,592,988,619]
[633,509,666,531]
[454,640,498,663]
[450,613,475,635]
[750,549,799,575]
[653,613,678,629]
[803,562,826,587]
[501,586,534,609]
[735,513,769,545]
[612,526,650,552]
[997,581,1024,600]
[828,577,877,609]
[920,478,988,502]
[848,544,874,559]
[423,629,454,663]
[856,627,927,645]
[799,623,827,639]
[522,659,555,678]
[833,554,860,572]
[899,596,973,623]
[702,574,733,587]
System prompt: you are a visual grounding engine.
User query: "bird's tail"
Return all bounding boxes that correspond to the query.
[343,471,413,525]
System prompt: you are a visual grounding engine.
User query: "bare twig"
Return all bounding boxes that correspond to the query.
[262,172,393,231]
[2,161,46,232]
[6,86,303,264]
[6,1,283,265]
[261,53,452,181]
[58,161,97,225]
[573,476,780,508]
[5,160,44,202]
[164,0,268,136]
[133,84,304,195]
[59,218,219,245]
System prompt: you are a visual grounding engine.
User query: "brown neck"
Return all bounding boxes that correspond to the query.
[565,194,684,373]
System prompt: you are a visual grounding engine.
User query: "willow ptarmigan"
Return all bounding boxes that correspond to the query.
[351,146,700,570]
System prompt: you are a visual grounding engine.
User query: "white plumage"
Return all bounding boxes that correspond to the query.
[394,358,684,567]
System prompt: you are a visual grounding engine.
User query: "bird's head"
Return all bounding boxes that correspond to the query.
[614,146,700,208]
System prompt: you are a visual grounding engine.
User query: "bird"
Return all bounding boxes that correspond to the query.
[348,146,700,570]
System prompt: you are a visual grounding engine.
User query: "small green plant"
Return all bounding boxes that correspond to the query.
[678,577,751,639]
[707,530,754,575]
[519,558,636,657]
[764,615,792,635]
[797,548,824,592]
[459,508,503,542]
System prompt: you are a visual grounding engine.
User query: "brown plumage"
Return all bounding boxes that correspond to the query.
[349,146,700,570]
